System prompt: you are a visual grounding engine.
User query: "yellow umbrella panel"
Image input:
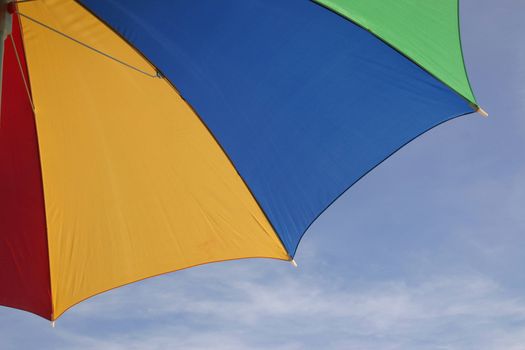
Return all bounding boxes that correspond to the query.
[1,0,288,321]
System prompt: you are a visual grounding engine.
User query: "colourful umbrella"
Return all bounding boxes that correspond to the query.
[0,0,486,322]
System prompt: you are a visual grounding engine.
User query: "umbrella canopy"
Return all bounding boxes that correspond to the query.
[0,0,484,321]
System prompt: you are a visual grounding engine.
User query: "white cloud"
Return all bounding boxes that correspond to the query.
[15,261,522,350]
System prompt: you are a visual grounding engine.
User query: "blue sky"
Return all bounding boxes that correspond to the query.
[2,1,524,349]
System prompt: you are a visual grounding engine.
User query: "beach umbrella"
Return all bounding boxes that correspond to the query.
[0,0,486,322]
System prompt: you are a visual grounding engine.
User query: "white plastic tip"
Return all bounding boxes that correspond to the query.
[291,259,298,268]
[477,107,489,117]
[51,321,55,328]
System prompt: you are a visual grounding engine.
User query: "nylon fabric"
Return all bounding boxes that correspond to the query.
[78,0,473,255]
[19,0,288,319]
[314,0,476,103]
[0,14,52,320]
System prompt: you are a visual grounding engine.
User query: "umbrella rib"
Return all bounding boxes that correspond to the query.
[9,0,38,4]
[17,12,162,79]
[9,33,35,111]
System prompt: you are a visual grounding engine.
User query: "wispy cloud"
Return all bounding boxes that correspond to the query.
[5,261,523,350]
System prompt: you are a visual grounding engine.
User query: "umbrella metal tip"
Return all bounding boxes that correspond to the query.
[477,107,489,117]
[51,321,56,328]
[291,259,298,268]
